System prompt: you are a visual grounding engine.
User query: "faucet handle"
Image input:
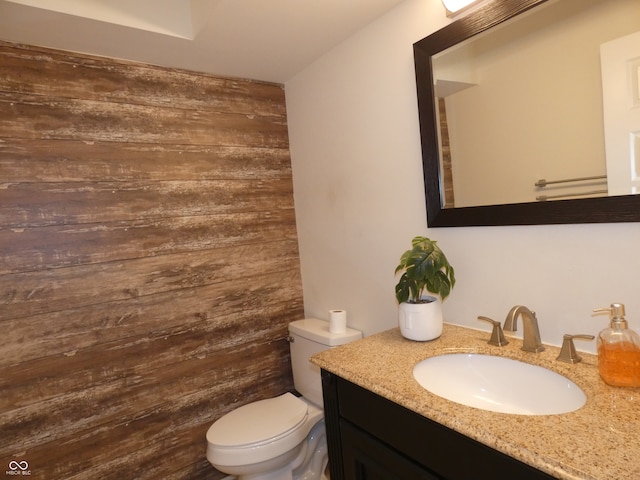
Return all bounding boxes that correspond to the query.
[556,334,595,364]
[477,316,509,347]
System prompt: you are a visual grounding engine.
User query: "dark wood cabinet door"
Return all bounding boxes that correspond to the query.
[341,421,441,480]
[322,370,558,480]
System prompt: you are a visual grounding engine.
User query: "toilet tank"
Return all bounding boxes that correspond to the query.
[288,318,362,407]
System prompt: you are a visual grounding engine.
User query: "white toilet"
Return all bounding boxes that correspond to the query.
[206,318,362,480]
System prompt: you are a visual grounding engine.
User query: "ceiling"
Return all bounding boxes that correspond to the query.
[0,0,408,83]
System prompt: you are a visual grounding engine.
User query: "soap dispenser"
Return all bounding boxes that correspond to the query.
[593,303,640,387]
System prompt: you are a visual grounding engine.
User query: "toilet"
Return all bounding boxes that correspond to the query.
[206,318,362,480]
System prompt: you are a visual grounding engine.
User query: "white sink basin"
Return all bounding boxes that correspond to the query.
[413,353,586,415]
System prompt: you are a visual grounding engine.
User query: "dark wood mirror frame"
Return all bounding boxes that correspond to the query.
[414,0,640,227]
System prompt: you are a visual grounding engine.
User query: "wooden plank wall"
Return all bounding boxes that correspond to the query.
[0,41,304,479]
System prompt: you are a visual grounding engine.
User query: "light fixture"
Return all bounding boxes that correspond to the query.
[441,0,485,17]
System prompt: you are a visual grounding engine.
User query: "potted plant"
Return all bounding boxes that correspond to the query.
[394,236,456,341]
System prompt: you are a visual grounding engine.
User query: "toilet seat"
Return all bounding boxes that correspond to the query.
[208,393,308,447]
[207,393,314,467]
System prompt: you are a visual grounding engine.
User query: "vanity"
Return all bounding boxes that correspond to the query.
[312,324,640,480]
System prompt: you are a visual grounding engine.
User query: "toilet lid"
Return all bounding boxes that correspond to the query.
[207,393,308,447]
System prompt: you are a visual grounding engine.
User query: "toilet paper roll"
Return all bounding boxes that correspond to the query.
[329,309,347,333]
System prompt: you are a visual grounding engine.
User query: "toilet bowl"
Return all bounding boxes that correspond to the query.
[206,318,362,480]
[206,393,323,479]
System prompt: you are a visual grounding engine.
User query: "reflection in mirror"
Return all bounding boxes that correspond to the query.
[434,0,638,208]
[414,0,640,226]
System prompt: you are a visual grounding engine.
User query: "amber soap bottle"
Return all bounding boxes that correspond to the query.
[594,303,640,387]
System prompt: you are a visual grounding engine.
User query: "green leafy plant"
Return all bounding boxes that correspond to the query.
[394,236,456,304]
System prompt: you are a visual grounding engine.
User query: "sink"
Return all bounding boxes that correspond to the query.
[413,353,586,415]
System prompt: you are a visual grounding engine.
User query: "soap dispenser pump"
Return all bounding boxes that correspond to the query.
[593,303,640,387]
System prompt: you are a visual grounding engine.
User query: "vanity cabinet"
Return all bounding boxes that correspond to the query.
[321,370,557,480]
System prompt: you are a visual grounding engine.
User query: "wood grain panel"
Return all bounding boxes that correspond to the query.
[0,210,297,274]
[0,139,291,182]
[0,92,289,147]
[2,318,298,449]
[0,41,286,117]
[0,177,295,227]
[0,270,303,365]
[1,239,301,320]
[0,41,303,480]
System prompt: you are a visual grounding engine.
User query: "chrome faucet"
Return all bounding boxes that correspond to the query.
[503,305,545,353]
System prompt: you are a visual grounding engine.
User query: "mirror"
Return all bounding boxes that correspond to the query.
[414,0,640,226]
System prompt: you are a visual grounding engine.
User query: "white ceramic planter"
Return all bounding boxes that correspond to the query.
[398,296,443,341]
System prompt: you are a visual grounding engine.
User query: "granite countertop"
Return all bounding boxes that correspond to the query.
[311,324,640,480]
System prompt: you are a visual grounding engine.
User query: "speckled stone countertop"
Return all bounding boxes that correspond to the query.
[311,324,640,480]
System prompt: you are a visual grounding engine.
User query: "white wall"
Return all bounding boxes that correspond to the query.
[285,0,640,354]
